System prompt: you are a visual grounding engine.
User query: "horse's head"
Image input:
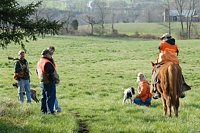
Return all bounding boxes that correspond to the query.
[151,61,157,74]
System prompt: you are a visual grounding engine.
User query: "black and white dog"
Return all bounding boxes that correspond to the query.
[123,87,135,104]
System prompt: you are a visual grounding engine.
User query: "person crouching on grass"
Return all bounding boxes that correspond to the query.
[36,49,60,115]
[133,72,152,106]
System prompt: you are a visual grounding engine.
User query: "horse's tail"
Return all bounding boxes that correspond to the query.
[168,62,181,105]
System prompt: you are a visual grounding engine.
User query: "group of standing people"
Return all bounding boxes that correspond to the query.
[14,46,61,115]
[14,33,190,110]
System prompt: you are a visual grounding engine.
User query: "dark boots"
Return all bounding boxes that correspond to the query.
[152,84,161,99]
[153,91,161,99]
[152,83,186,99]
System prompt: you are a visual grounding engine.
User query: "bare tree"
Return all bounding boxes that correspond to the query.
[173,0,186,36]
[31,2,47,22]
[44,8,59,21]
[93,0,108,36]
[162,0,172,35]
[83,15,95,35]
[173,0,200,39]
[111,13,115,33]
[187,0,200,38]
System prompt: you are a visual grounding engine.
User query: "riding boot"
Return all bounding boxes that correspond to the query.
[152,84,161,99]
[180,75,191,98]
[153,92,161,99]
[180,83,188,98]
[180,92,185,98]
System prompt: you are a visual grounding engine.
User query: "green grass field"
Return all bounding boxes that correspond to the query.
[0,35,200,133]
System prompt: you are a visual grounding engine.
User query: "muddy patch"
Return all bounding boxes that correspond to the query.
[74,112,89,133]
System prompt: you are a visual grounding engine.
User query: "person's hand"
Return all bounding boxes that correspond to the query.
[55,79,60,84]
[22,65,26,69]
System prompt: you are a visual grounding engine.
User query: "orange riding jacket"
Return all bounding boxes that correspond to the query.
[156,38,180,64]
[159,41,178,53]
[136,80,152,102]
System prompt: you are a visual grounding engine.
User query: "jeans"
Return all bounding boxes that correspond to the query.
[133,97,152,106]
[40,83,56,114]
[40,84,61,112]
[47,98,61,112]
[17,79,31,103]
[54,98,61,112]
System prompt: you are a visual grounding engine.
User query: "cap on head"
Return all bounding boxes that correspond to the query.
[160,33,171,40]
[48,46,55,51]
[18,50,25,55]
[41,49,52,55]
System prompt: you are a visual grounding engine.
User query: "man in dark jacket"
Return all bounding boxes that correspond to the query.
[36,49,59,115]
[14,50,31,103]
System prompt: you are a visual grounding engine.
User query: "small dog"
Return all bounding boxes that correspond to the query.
[12,82,39,103]
[123,87,135,104]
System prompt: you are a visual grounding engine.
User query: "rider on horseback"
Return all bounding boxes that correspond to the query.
[152,33,190,99]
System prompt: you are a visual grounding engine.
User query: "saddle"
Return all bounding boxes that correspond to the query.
[151,63,163,84]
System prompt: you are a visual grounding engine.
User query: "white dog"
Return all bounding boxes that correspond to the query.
[123,87,135,104]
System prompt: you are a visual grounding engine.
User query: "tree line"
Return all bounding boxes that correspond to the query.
[1,0,200,49]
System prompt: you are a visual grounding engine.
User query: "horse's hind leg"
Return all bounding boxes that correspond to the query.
[161,97,167,116]
[166,96,172,117]
[173,99,179,117]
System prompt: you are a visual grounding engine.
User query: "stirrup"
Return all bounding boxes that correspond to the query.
[180,92,185,98]
[153,93,160,99]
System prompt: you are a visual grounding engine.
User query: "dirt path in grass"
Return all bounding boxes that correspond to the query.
[74,112,89,133]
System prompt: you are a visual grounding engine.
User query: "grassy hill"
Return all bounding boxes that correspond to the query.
[0,35,199,132]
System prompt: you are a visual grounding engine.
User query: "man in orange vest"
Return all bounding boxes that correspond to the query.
[36,49,59,115]
[152,33,190,99]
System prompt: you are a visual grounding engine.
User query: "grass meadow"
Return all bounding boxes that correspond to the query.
[79,22,200,38]
[0,35,200,133]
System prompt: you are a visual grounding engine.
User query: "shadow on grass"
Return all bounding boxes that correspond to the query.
[0,120,35,133]
[186,103,200,109]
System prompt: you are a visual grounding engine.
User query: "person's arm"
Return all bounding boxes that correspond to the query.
[176,45,179,56]
[158,46,161,53]
[44,62,55,83]
[158,42,163,53]
[136,83,146,98]
[14,61,23,73]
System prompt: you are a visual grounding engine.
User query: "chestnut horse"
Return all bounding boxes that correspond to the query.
[151,61,182,117]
